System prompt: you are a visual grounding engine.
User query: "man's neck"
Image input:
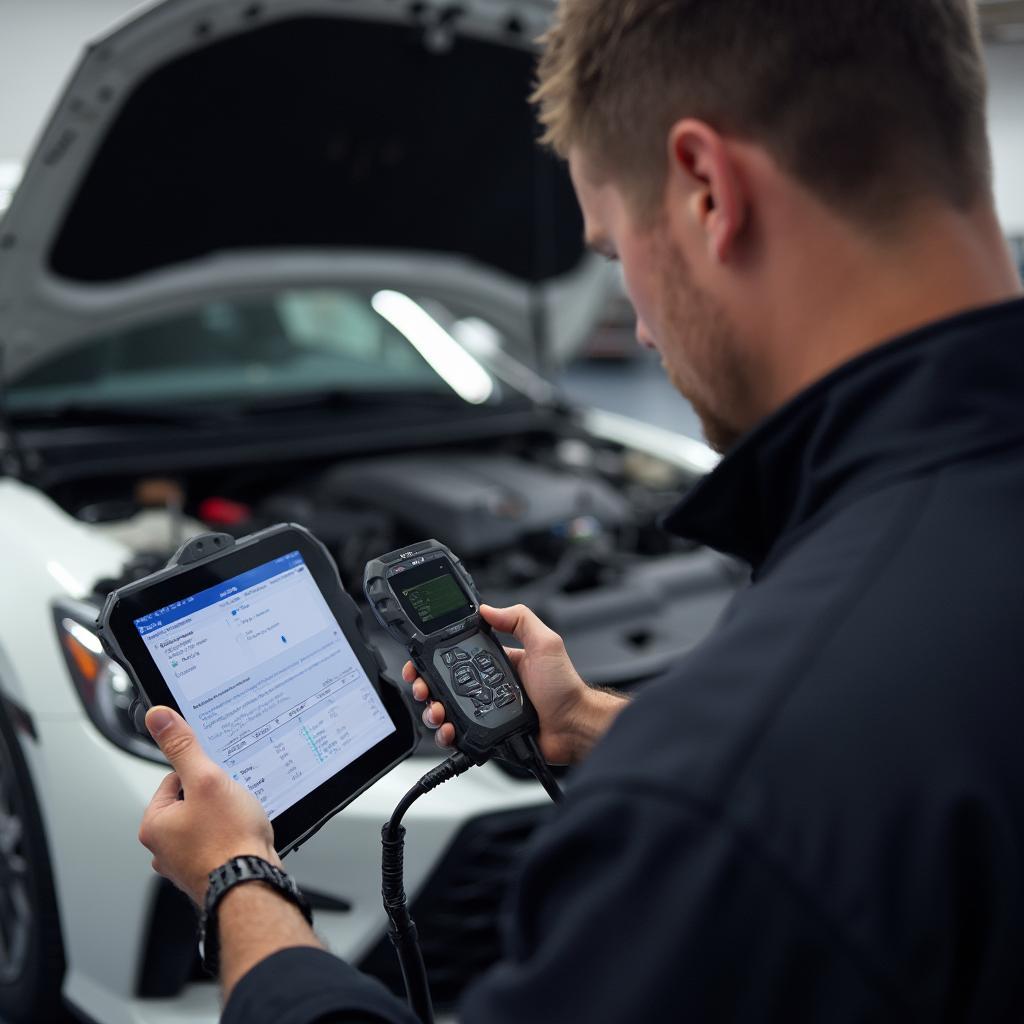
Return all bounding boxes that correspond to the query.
[755,198,1023,413]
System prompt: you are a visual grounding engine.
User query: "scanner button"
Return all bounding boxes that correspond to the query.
[451,664,480,690]
[453,650,472,663]
[441,650,459,667]
[472,653,496,671]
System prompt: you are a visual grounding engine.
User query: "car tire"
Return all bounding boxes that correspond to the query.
[0,704,72,1024]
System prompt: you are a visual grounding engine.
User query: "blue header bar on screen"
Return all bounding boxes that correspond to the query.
[133,551,306,636]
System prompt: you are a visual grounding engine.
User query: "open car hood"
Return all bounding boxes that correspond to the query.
[0,0,611,383]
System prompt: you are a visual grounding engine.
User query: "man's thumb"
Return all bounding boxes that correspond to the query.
[145,706,207,778]
[479,604,555,649]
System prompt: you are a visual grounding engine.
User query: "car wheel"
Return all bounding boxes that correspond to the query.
[0,705,71,1024]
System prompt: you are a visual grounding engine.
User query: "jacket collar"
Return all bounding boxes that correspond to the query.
[663,296,1024,571]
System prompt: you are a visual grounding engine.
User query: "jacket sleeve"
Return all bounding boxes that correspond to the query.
[458,785,903,1023]
[221,946,419,1024]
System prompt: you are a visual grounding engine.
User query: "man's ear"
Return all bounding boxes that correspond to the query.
[665,119,748,263]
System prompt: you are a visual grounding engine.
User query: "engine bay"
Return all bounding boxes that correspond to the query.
[70,434,742,694]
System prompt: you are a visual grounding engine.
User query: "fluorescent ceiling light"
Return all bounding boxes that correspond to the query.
[582,408,721,476]
[0,161,22,213]
[371,290,494,405]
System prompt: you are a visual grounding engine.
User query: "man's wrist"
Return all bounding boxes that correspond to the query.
[217,877,308,921]
[570,687,629,762]
[215,871,323,999]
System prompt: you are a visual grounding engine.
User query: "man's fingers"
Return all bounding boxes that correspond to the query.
[138,771,182,850]
[435,723,455,749]
[141,771,182,827]
[399,661,433,703]
[402,662,432,703]
[145,706,216,784]
[148,770,183,810]
[421,702,445,729]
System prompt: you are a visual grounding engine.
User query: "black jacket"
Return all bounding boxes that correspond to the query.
[223,297,1024,1023]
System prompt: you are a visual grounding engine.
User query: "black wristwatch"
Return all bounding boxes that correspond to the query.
[198,855,313,975]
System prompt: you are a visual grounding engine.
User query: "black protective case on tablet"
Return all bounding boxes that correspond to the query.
[96,523,416,854]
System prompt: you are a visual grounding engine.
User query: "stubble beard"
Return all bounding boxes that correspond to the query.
[656,235,754,454]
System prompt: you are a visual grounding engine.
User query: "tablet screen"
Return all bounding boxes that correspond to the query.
[132,550,396,819]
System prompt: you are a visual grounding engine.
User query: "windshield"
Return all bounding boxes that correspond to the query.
[8,288,508,412]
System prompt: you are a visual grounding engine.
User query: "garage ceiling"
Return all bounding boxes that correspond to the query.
[978,0,1024,42]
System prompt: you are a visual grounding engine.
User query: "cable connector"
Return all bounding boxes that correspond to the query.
[504,733,564,803]
[416,750,475,793]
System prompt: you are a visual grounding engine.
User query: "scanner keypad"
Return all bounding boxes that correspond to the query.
[434,639,521,721]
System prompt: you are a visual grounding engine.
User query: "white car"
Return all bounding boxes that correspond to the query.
[0,2,736,1022]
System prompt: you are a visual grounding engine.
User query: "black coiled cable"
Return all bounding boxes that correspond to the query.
[381,742,564,1023]
[381,752,476,1024]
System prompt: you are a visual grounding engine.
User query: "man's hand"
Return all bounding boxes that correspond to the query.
[138,707,281,905]
[403,603,628,765]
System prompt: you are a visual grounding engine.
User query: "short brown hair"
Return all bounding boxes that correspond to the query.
[533,0,992,224]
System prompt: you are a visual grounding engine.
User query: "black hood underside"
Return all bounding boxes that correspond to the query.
[50,15,584,285]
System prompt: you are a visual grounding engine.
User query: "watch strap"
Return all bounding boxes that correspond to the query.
[199,855,312,975]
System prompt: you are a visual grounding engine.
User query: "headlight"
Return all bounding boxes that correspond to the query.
[52,600,166,764]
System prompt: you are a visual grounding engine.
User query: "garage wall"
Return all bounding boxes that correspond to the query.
[1,4,1023,232]
[0,0,142,167]
[986,43,1024,235]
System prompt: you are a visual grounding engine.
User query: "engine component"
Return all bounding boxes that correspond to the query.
[317,454,632,557]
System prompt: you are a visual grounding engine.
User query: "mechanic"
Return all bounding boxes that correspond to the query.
[138,0,1024,1020]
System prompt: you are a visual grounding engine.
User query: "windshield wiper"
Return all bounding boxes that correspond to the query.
[9,402,226,427]
[10,388,505,427]
[214,389,488,417]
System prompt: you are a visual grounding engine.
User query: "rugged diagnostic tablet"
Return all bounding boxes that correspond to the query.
[97,524,416,854]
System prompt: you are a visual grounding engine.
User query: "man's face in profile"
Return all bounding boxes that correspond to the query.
[569,149,750,453]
